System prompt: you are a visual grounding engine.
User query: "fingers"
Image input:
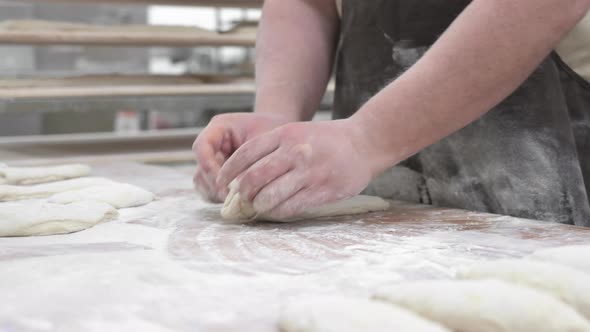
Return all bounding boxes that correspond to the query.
[217,130,281,189]
[193,121,235,202]
[237,149,294,202]
[194,167,215,201]
[262,188,329,221]
[194,166,225,202]
[194,151,230,202]
[193,124,226,176]
[252,170,307,215]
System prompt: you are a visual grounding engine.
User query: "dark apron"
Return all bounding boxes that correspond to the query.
[334,0,590,227]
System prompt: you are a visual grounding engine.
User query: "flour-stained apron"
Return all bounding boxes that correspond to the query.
[333,1,590,226]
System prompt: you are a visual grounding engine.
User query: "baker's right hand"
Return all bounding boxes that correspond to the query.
[192,112,294,202]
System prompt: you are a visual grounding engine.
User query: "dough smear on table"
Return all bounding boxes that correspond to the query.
[0,163,91,185]
[49,183,154,208]
[279,296,450,332]
[221,180,390,222]
[373,279,590,332]
[0,200,117,237]
[0,177,114,201]
[457,259,590,320]
[529,245,590,274]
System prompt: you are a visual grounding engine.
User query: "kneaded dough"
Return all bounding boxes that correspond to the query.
[373,279,590,332]
[279,296,450,332]
[0,164,91,185]
[0,201,117,237]
[0,177,114,201]
[457,259,590,320]
[49,183,154,208]
[221,180,390,222]
[529,246,590,274]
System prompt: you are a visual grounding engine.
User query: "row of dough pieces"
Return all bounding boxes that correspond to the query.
[1,163,392,224]
[0,163,154,237]
[281,245,590,332]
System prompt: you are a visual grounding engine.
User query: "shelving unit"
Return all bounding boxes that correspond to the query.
[0,126,203,145]
[0,82,256,99]
[0,0,334,147]
[14,0,263,8]
[0,19,256,47]
[0,0,265,143]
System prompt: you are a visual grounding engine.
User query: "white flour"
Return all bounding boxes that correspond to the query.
[1,162,589,332]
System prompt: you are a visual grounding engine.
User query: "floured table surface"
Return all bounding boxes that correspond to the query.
[1,161,589,332]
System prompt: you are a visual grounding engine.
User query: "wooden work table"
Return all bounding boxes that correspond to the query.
[0,157,589,331]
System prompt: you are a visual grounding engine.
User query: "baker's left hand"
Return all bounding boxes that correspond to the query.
[216,119,376,220]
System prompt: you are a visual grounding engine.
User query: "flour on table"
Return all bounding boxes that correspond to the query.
[0,201,117,237]
[457,259,590,320]
[0,177,114,201]
[373,279,590,332]
[0,164,91,185]
[279,296,450,332]
[221,180,390,222]
[49,183,154,208]
[529,246,590,274]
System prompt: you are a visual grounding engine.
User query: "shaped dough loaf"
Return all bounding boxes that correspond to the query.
[529,246,590,274]
[49,183,154,208]
[457,259,590,320]
[373,279,590,332]
[279,296,450,332]
[0,177,114,201]
[0,164,91,185]
[0,201,117,237]
[221,180,389,222]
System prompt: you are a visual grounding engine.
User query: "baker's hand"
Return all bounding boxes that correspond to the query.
[216,119,375,220]
[192,113,293,202]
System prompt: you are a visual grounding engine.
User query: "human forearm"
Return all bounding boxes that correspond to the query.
[351,0,590,176]
[254,0,339,121]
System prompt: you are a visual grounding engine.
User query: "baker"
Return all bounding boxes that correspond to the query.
[193,0,590,226]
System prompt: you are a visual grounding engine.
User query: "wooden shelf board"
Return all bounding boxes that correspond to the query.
[0,83,256,99]
[14,0,263,8]
[0,30,255,47]
[0,127,203,145]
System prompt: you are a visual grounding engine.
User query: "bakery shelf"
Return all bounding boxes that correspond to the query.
[14,0,263,8]
[0,20,256,47]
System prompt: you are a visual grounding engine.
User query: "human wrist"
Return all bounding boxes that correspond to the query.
[254,98,309,123]
[346,110,407,178]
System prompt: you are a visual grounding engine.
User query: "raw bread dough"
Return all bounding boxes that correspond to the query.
[0,201,117,237]
[279,296,450,332]
[373,279,590,332]
[0,177,114,201]
[457,259,590,320]
[0,164,91,185]
[529,246,590,274]
[49,183,154,208]
[221,180,390,222]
